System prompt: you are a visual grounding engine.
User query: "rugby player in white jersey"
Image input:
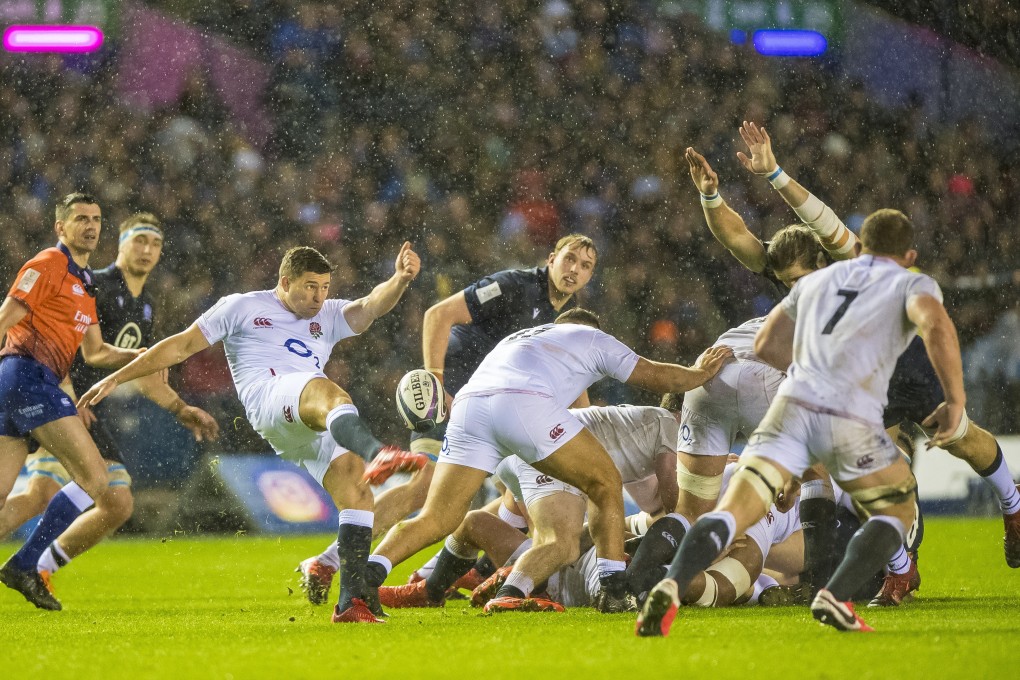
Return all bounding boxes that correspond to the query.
[77,243,423,624]
[637,208,964,635]
[697,122,1020,591]
[362,309,732,614]
[625,316,789,601]
[378,403,681,611]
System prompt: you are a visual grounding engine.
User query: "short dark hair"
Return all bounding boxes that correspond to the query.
[279,246,333,280]
[766,225,828,276]
[861,209,914,256]
[56,192,99,222]
[552,233,598,265]
[660,393,683,412]
[555,307,601,329]
[119,212,162,234]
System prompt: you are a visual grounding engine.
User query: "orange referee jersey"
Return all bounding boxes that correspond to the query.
[0,246,98,379]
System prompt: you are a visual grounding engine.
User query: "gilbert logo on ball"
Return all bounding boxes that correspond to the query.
[396,369,447,433]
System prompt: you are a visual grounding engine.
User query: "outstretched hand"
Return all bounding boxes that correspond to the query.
[685,147,719,196]
[77,377,119,410]
[395,241,421,283]
[736,121,778,176]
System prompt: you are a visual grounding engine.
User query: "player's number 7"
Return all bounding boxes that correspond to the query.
[822,289,859,335]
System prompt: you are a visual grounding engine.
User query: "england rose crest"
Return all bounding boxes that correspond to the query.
[309,322,323,339]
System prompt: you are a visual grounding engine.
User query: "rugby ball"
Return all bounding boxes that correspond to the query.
[396,369,448,433]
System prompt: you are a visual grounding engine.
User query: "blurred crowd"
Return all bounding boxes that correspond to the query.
[1,0,1018,457]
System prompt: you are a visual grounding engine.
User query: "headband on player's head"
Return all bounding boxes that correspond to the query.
[119,224,163,246]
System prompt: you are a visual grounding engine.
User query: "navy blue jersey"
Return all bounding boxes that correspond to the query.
[445,265,575,394]
[69,265,157,464]
[70,265,157,396]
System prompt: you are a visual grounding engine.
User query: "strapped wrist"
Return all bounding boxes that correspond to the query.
[700,191,723,209]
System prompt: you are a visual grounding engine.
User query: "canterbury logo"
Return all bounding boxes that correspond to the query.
[283,405,294,423]
[535,475,554,485]
[856,454,875,468]
[254,317,273,328]
[549,424,565,440]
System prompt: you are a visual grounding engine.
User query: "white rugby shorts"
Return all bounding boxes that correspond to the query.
[245,371,351,485]
[678,359,784,456]
[439,392,585,474]
[744,397,900,483]
[494,455,583,508]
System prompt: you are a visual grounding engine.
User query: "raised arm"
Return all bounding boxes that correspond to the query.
[421,291,472,380]
[626,345,733,395]
[342,241,421,334]
[685,147,768,273]
[736,121,858,259]
[78,323,211,408]
[907,294,966,447]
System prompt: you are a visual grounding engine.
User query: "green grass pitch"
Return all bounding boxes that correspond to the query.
[0,517,1015,679]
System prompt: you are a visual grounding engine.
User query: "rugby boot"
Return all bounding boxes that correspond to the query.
[635,579,680,637]
[38,569,55,595]
[471,566,512,607]
[595,570,637,613]
[811,589,873,632]
[483,595,564,613]
[378,579,444,609]
[1004,486,1020,568]
[363,446,430,486]
[868,558,920,607]
[0,559,61,611]
[452,567,486,592]
[758,582,811,607]
[296,557,336,605]
[332,598,385,624]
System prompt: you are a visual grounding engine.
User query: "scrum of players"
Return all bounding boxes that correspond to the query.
[2,122,1017,634]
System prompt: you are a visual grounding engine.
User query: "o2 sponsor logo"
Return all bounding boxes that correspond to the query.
[679,424,692,445]
[284,338,321,369]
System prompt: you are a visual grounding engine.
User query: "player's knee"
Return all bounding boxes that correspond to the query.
[705,557,753,607]
[849,478,917,518]
[77,469,110,500]
[732,458,786,507]
[677,460,723,503]
[584,467,623,504]
[106,491,134,525]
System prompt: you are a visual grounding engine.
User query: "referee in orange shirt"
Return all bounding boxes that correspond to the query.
[0,193,139,610]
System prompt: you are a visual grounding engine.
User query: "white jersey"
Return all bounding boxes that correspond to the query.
[714,316,766,362]
[196,290,358,409]
[571,405,677,483]
[458,324,639,407]
[778,255,942,424]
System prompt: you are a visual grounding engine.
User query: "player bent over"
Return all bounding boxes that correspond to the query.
[637,209,962,635]
[362,309,731,614]
[79,243,424,623]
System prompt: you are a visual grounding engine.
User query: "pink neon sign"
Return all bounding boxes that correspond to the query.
[3,25,104,53]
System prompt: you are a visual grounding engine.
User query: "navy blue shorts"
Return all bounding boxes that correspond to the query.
[0,356,78,438]
[883,336,944,429]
